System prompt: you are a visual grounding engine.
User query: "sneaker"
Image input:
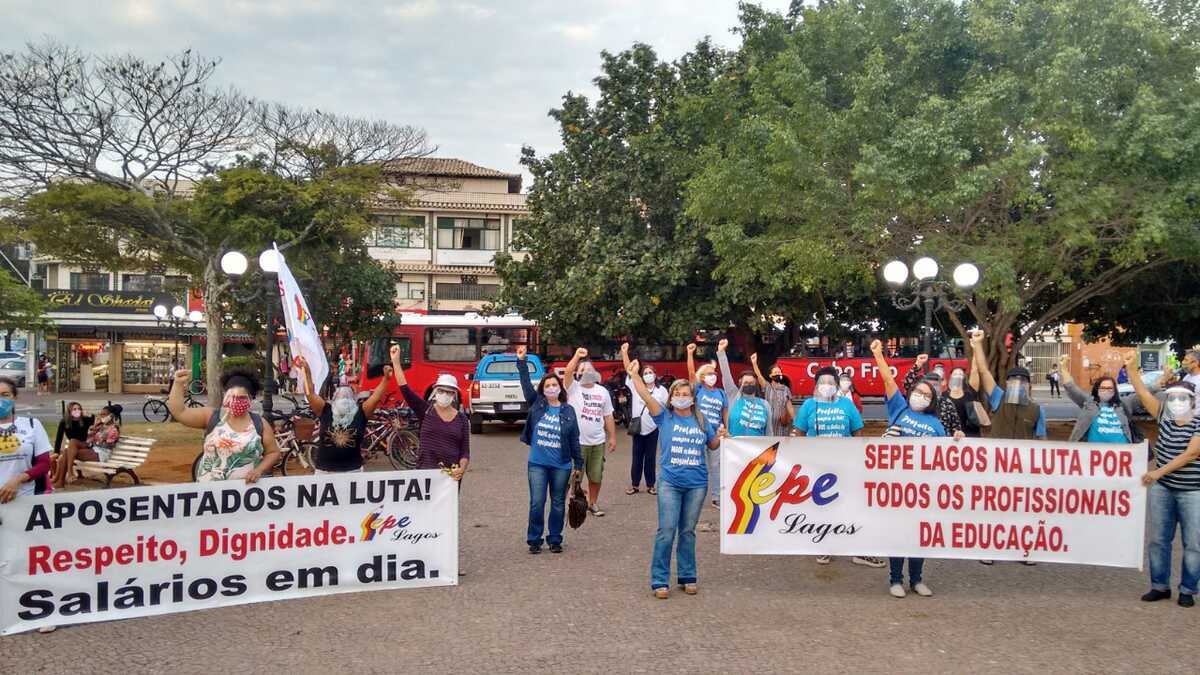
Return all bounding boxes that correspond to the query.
[681,583,698,595]
[816,555,832,565]
[852,556,887,568]
[549,543,563,554]
[1180,594,1195,608]
[1141,589,1171,602]
[654,587,669,599]
[528,544,542,555]
[913,582,933,597]
[889,584,907,598]
[711,499,719,508]
[979,559,994,565]
[593,507,605,517]
[37,625,57,634]
[1021,560,1037,566]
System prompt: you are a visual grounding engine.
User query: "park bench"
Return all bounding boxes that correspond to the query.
[72,435,157,488]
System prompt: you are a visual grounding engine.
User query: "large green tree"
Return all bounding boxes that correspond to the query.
[686,0,1200,372]
[0,269,51,349]
[0,43,428,395]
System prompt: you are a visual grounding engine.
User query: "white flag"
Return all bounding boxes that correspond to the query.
[273,244,329,391]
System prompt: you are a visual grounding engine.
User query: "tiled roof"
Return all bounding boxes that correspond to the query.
[372,189,528,213]
[382,157,520,179]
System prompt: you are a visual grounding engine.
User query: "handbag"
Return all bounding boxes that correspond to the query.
[568,473,588,529]
[627,415,642,436]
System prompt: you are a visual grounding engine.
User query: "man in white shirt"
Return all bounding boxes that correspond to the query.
[564,348,616,516]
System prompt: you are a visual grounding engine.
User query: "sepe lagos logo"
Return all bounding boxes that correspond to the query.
[359,508,404,542]
[727,442,841,535]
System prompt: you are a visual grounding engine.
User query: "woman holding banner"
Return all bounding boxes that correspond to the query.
[872,339,963,599]
[1125,351,1200,608]
[628,358,725,599]
[169,368,280,483]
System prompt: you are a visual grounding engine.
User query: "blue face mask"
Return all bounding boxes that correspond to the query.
[0,398,13,418]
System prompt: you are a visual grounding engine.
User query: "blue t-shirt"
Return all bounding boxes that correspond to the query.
[728,397,769,437]
[885,391,947,437]
[696,385,727,427]
[529,406,571,470]
[794,397,865,438]
[651,408,717,489]
[1087,406,1129,443]
[988,387,1047,438]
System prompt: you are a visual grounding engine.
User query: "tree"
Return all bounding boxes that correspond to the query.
[686,0,1200,373]
[0,42,430,395]
[1073,263,1200,354]
[493,41,738,345]
[0,270,51,348]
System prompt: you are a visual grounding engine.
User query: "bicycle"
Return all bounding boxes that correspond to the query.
[188,407,317,481]
[360,407,420,471]
[143,389,202,423]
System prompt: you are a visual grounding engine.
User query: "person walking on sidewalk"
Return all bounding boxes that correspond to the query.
[563,347,616,517]
[622,343,667,496]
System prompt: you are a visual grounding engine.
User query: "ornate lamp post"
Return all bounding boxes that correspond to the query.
[883,257,980,355]
[220,249,282,415]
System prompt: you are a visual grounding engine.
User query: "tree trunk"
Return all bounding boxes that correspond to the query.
[202,265,225,400]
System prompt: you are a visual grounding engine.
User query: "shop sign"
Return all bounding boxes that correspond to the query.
[42,290,176,315]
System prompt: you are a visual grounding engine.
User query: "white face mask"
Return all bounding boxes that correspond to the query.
[703,374,717,387]
[543,385,561,400]
[838,379,852,393]
[671,396,693,410]
[642,372,656,384]
[1167,398,1193,419]
[434,391,455,408]
[580,369,601,385]
[909,393,931,412]
[816,383,837,401]
[1098,390,1115,403]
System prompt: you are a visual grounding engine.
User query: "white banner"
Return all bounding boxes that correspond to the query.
[274,244,330,390]
[0,471,458,635]
[720,437,1145,568]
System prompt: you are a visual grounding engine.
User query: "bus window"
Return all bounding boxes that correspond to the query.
[366,336,412,378]
[426,328,477,361]
[480,327,531,356]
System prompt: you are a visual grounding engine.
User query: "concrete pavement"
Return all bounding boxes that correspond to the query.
[0,427,1192,674]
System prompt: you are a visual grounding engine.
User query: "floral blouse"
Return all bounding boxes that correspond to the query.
[196,418,264,482]
[87,421,120,449]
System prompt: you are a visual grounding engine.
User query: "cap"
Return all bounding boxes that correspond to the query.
[434,374,459,391]
[1005,367,1031,383]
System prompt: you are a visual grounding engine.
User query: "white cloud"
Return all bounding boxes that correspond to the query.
[384,0,440,20]
[452,2,496,19]
[558,23,599,42]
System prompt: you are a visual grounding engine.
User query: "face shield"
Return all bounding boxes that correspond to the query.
[814,375,838,402]
[331,386,358,427]
[1005,378,1030,405]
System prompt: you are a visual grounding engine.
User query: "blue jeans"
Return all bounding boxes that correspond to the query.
[1148,482,1200,595]
[527,463,571,547]
[889,557,925,586]
[651,482,706,589]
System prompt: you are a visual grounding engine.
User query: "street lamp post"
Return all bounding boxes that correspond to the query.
[153,303,203,383]
[220,249,282,416]
[883,257,980,356]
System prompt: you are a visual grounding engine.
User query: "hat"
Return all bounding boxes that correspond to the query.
[433,374,459,391]
[1164,381,1196,398]
[1005,367,1032,383]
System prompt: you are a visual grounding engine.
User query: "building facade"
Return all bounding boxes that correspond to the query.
[366,158,528,313]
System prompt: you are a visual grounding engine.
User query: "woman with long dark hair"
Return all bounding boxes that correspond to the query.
[51,401,92,487]
[169,367,280,483]
[1058,355,1137,443]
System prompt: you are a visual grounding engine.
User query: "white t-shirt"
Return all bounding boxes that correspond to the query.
[567,382,614,446]
[0,417,51,498]
[626,376,669,435]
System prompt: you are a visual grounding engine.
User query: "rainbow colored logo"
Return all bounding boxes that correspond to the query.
[360,508,399,542]
[294,295,309,324]
[727,443,778,535]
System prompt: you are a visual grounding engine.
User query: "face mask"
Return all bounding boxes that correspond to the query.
[543,385,561,399]
[1167,398,1193,418]
[771,374,785,383]
[434,391,455,408]
[909,393,931,412]
[671,396,693,410]
[70,409,82,420]
[642,372,656,385]
[1098,390,1115,403]
[838,379,851,393]
[703,374,718,387]
[949,375,965,390]
[741,383,758,396]
[816,383,837,400]
[580,370,601,385]
[0,398,13,418]
[226,397,251,418]
[1005,381,1027,405]
[934,368,945,379]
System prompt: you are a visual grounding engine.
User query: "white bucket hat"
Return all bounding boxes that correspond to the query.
[434,374,459,391]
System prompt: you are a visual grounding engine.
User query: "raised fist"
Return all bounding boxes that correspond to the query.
[575,347,588,360]
[173,369,191,386]
[389,344,401,361]
[870,339,884,356]
[686,343,697,355]
[1123,351,1138,370]
[915,354,929,367]
[626,359,640,377]
[750,353,759,365]
[970,329,985,345]
[621,342,630,356]
[718,338,729,353]
[516,344,527,360]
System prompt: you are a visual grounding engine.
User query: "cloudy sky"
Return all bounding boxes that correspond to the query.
[3,0,792,183]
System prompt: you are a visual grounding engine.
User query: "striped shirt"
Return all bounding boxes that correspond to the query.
[1154,413,1200,490]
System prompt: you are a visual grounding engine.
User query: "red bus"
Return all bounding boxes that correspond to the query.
[774,356,970,399]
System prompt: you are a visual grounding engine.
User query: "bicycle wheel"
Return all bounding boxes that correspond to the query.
[188,379,205,396]
[186,397,203,409]
[190,452,203,481]
[143,398,170,423]
[387,430,420,470]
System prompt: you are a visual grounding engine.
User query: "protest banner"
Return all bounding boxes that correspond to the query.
[0,471,458,635]
[721,436,1145,568]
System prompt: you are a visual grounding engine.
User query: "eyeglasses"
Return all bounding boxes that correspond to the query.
[0,391,14,399]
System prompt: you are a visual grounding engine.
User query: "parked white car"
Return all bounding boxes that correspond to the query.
[0,358,28,387]
[1118,370,1163,397]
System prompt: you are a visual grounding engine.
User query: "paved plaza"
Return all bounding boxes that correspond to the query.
[1,428,1195,674]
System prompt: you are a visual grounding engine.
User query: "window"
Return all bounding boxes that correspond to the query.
[398,282,426,300]
[425,328,477,362]
[436,283,499,301]
[365,337,412,377]
[69,272,110,291]
[480,328,530,356]
[436,217,500,250]
[371,215,426,248]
